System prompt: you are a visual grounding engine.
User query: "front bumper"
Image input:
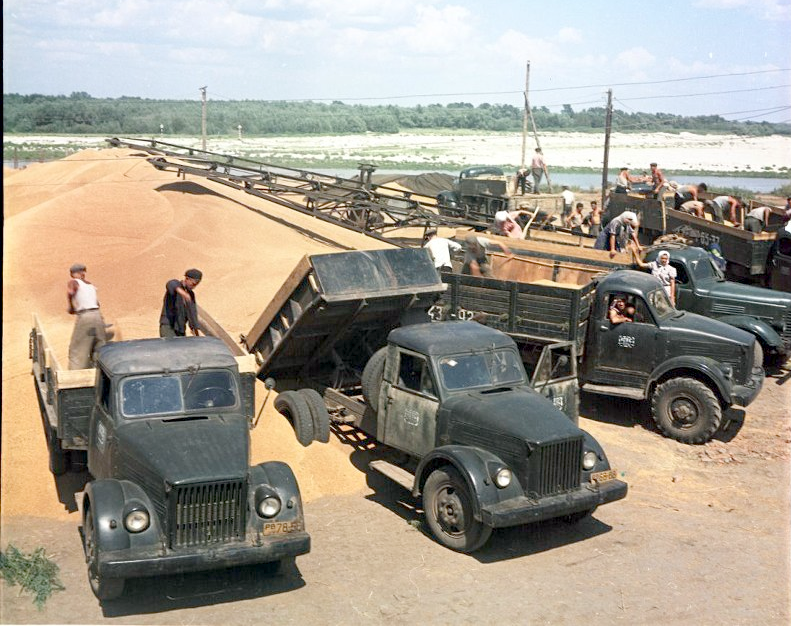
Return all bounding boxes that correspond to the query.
[480,479,628,529]
[98,531,310,580]
[731,366,764,407]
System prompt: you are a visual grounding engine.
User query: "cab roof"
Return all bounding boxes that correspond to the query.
[599,269,664,296]
[97,336,237,376]
[389,321,515,356]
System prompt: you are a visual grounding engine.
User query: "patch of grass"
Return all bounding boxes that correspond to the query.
[0,544,65,610]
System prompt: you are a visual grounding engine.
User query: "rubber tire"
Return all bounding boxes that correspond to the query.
[651,377,722,444]
[361,347,387,410]
[49,433,70,476]
[83,504,125,601]
[274,391,315,447]
[299,388,330,444]
[423,466,492,553]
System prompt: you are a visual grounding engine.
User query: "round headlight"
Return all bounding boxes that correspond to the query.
[258,496,281,518]
[583,451,598,471]
[495,468,512,488]
[124,508,150,533]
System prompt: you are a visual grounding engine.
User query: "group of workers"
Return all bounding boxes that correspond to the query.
[67,265,204,369]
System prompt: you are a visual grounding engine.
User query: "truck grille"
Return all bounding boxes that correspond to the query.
[783,309,791,348]
[169,480,247,548]
[526,438,582,499]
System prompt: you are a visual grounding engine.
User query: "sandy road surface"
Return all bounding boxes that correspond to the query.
[2,150,789,624]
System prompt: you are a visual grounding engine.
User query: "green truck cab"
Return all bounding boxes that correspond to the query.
[30,323,309,601]
[644,246,791,361]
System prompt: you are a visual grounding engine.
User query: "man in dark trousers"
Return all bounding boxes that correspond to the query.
[159,268,204,337]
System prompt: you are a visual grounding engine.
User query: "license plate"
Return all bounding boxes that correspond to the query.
[590,469,617,484]
[263,521,301,536]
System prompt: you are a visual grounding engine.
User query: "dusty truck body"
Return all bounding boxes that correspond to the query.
[30,318,309,601]
[605,192,784,284]
[643,245,791,361]
[436,255,764,445]
[239,248,626,553]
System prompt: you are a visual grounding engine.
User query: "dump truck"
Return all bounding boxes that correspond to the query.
[30,318,309,601]
[435,252,765,445]
[643,245,791,361]
[238,248,627,553]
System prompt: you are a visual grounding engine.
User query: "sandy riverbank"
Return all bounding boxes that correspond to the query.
[5,131,791,175]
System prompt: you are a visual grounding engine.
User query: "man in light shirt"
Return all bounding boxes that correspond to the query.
[423,229,462,271]
[67,263,110,369]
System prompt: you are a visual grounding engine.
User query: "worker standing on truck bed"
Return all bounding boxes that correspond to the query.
[159,269,204,337]
[594,211,642,258]
[461,234,512,277]
[531,148,548,194]
[423,229,462,271]
[67,263,110,369]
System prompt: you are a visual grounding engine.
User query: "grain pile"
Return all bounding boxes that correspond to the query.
[2,148,393,520]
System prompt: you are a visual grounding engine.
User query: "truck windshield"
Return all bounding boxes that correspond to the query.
[648,289,675,319]
[438,349,525,391]
[120,370,238,418]
[690,257,725,281]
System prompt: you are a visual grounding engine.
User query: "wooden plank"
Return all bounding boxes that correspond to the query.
[56,369,95,389]
[369,460,414,491]
[235,354,258,374]
[197,304,247,356]
[244,255,312,351]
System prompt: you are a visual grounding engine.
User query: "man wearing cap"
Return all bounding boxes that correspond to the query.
[423,229,462,271]
[67,263,109,369]
[594,211,642,258]
[159,269,204,337]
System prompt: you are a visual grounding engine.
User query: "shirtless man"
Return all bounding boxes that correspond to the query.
[585,200,602,236]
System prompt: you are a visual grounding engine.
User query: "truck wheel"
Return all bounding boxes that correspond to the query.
[274,391,314,447]
[83,504,125,600]
[651,378,721,444]
[299,388,330,443]
[48,433,70,476]
[423,467,492,553]
[361,347,387,410]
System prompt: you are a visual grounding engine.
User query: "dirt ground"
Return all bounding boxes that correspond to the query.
[2,151,790,625]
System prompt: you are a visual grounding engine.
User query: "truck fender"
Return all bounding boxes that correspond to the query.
[580,430,613,478]
[249,461,304,527]
[82,479,163,553]
[715,315,784,352]
[647,355,731,404]
[412,445,524,522]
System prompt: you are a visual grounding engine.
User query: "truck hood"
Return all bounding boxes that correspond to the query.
[663,310,754,346]
[443,386,581,446]
[695,279,791,317]
[117,415,249,486]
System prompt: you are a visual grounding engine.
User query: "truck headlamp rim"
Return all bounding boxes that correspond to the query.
[582,451,598,471]
[257,495,281,518]
[494,468,512,488]
[124,508,150,533]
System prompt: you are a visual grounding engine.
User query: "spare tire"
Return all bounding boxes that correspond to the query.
[361,347,388,410]
[299,388,330,444]
[274,391,314,447]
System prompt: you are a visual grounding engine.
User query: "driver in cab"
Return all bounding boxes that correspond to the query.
[608,296,634,325]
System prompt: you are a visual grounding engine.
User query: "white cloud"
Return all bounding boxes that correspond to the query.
[557,27,583,44]
[694,0,791,20]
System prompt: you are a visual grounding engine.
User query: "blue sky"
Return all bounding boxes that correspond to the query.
[4,0,790,122]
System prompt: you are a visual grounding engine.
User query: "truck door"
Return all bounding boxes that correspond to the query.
[669,260,695,310]
[589,293,660,389]
[382,350,439,458]
[87,369,116,479]
[527,341,579,425]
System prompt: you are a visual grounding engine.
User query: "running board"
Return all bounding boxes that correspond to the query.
[581,383,645,400]
[369,460,415,491]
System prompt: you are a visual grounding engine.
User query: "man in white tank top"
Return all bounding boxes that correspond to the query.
[67,263,109,369]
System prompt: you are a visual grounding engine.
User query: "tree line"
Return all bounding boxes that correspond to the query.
[4,92,789,137]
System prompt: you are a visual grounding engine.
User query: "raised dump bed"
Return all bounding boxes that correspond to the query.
[242,248,446,384]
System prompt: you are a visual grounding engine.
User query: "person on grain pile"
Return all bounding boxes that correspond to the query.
[67,263,110,369]
[594,210,642,258]
[423,229,462,271]
[159,269,204,337]
[461,234,512,277]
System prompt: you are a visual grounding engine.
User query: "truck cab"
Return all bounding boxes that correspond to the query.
[360,321,626,553]
[31,329,309,602]
[582,270,764,443]
[644,246,791,360]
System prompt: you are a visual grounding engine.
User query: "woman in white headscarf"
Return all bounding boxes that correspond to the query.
[634,249,677,305]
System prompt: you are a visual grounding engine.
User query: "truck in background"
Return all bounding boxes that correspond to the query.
[31,319,309,601]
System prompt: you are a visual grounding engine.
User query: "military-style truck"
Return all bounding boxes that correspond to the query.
[437,257,765,445]
[30,318,310,601]
[238,248,627,553]
[643,245,791,361]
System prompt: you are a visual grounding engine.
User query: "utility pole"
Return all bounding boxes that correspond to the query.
[523,61,552,193]
[200,86,208,151]
[601,89,613,209]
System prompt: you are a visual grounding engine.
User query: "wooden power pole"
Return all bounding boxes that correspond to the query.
[200,86,208,151]
[523,62,552,193]
[601,88,613,208]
